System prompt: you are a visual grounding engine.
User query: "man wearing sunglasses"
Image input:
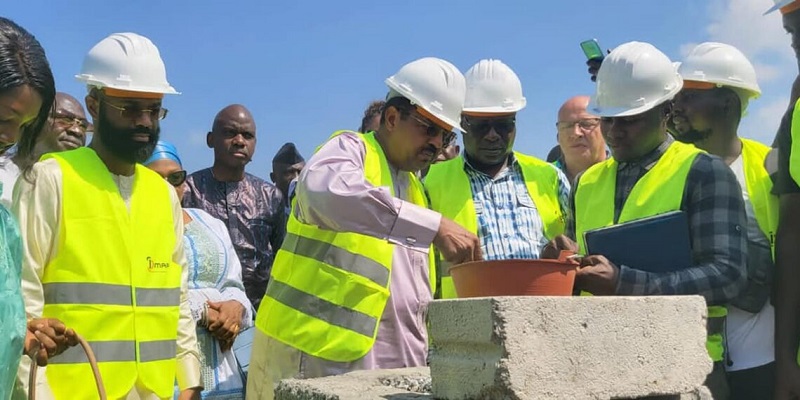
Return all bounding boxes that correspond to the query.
[13,33,202,400]
[425,59,571,299]
[0,92,90,208]
[248,57,480,399]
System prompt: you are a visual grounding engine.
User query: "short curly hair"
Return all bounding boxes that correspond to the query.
[359,100,385,133]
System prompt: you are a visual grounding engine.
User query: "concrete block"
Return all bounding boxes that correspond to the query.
[274,367,433,400]
[428,296,712,400]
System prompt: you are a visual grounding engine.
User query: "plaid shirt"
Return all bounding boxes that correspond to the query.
[465,153,571,260]
[566,137,747,306]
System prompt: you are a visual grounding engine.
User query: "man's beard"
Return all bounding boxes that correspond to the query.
[94,108,160,164]
[673,127,712,144]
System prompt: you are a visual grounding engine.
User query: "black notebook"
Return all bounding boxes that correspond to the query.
[583,211,693,273]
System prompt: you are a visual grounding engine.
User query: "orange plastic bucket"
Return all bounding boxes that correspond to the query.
[449,251,579,297]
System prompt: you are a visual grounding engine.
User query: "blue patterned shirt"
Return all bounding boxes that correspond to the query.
[464,153,571,260]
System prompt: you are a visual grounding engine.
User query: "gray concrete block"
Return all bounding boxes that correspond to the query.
[428,296,713,400]
[274,367,433,400]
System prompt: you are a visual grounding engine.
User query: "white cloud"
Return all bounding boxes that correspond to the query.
[680,42,700,58]
[682,0,795,85]
[753,62,784,82]
[706,0,792,59]
[740,95,790,144]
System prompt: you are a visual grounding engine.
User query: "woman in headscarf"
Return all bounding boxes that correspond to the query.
[145,141,252,399]
[0,17,78,400]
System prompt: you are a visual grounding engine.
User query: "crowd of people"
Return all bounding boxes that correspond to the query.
[2,1,800,399]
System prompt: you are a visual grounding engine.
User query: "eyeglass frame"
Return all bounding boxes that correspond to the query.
[101,99,169,121]
[404,110,456,147]
[52,112,90,130]
[556,118,601,133]
[462,115,517,137]
[165,170,187,187]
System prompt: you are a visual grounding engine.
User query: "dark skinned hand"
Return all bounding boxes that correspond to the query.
[24,318,79,366]
[541,234,579,260]
[575,255,620,296]
[206,300,245,352]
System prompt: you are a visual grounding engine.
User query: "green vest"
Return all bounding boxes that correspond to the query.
[424,152,565,299]
[42,148,180,399]
[790,98,800,185]
[740,138,778,256]
[255,131,435,362]
[574,141,727,362]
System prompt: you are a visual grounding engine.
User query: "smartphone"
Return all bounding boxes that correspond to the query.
[580,39,604,61]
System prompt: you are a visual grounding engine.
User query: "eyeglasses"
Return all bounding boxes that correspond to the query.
[408,113,456,147]
[165,170,187,187]
[556,118,600,132]
[464,117,516,137]
[102,100,168,121]
[53,112,90,130]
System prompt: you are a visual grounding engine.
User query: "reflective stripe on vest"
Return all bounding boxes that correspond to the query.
[44,283,180,307]
[50,339,176,364]
[574,141,726,361]
[41,148,180,399]
[425,152,565,299]
[256,131,435,362]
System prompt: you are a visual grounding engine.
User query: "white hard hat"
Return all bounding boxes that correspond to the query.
[678,42,761,100]
[76,32,179,95]
[385,57,466,132]
[765,0,796,14]
[588,41,682,117]
[463,59,526,114]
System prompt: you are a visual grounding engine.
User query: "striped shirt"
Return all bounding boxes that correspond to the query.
[464,153,571,260]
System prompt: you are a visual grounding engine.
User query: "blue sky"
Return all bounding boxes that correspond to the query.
[5,0,795,178]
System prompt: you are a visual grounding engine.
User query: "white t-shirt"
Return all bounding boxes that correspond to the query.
[725,153,775,371]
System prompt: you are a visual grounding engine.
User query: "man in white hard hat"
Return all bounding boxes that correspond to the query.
[554,95,608,183]
[671,42,776,400]
[548,41,747,399]
[13,32,202,400]
[247,57,481,399]
[424,59,570,299]
[765,2,800,398]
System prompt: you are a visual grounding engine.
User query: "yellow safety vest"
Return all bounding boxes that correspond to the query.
[741,138,779,256]
[41,147,180,399]
[255,131,435,362]
[574,141,727,362]
[790,97,800,185]
[424,152,565,299]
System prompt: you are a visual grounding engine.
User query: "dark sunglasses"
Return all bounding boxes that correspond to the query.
[408,113,456,147]
[464,117,516,137]
[165,170,187,187]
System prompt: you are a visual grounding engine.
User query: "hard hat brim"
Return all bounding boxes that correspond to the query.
[587,92,677,118]
[461,102,526,114]
[385,80,466,133]
[76,75,181,95]
[764,0,795,14]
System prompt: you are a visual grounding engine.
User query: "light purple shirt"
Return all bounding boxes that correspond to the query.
[293,131,441,375]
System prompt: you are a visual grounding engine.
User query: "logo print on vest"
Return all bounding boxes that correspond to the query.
[147,257,170,272]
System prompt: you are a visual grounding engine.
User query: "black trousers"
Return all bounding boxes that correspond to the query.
[727,362,775,400]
